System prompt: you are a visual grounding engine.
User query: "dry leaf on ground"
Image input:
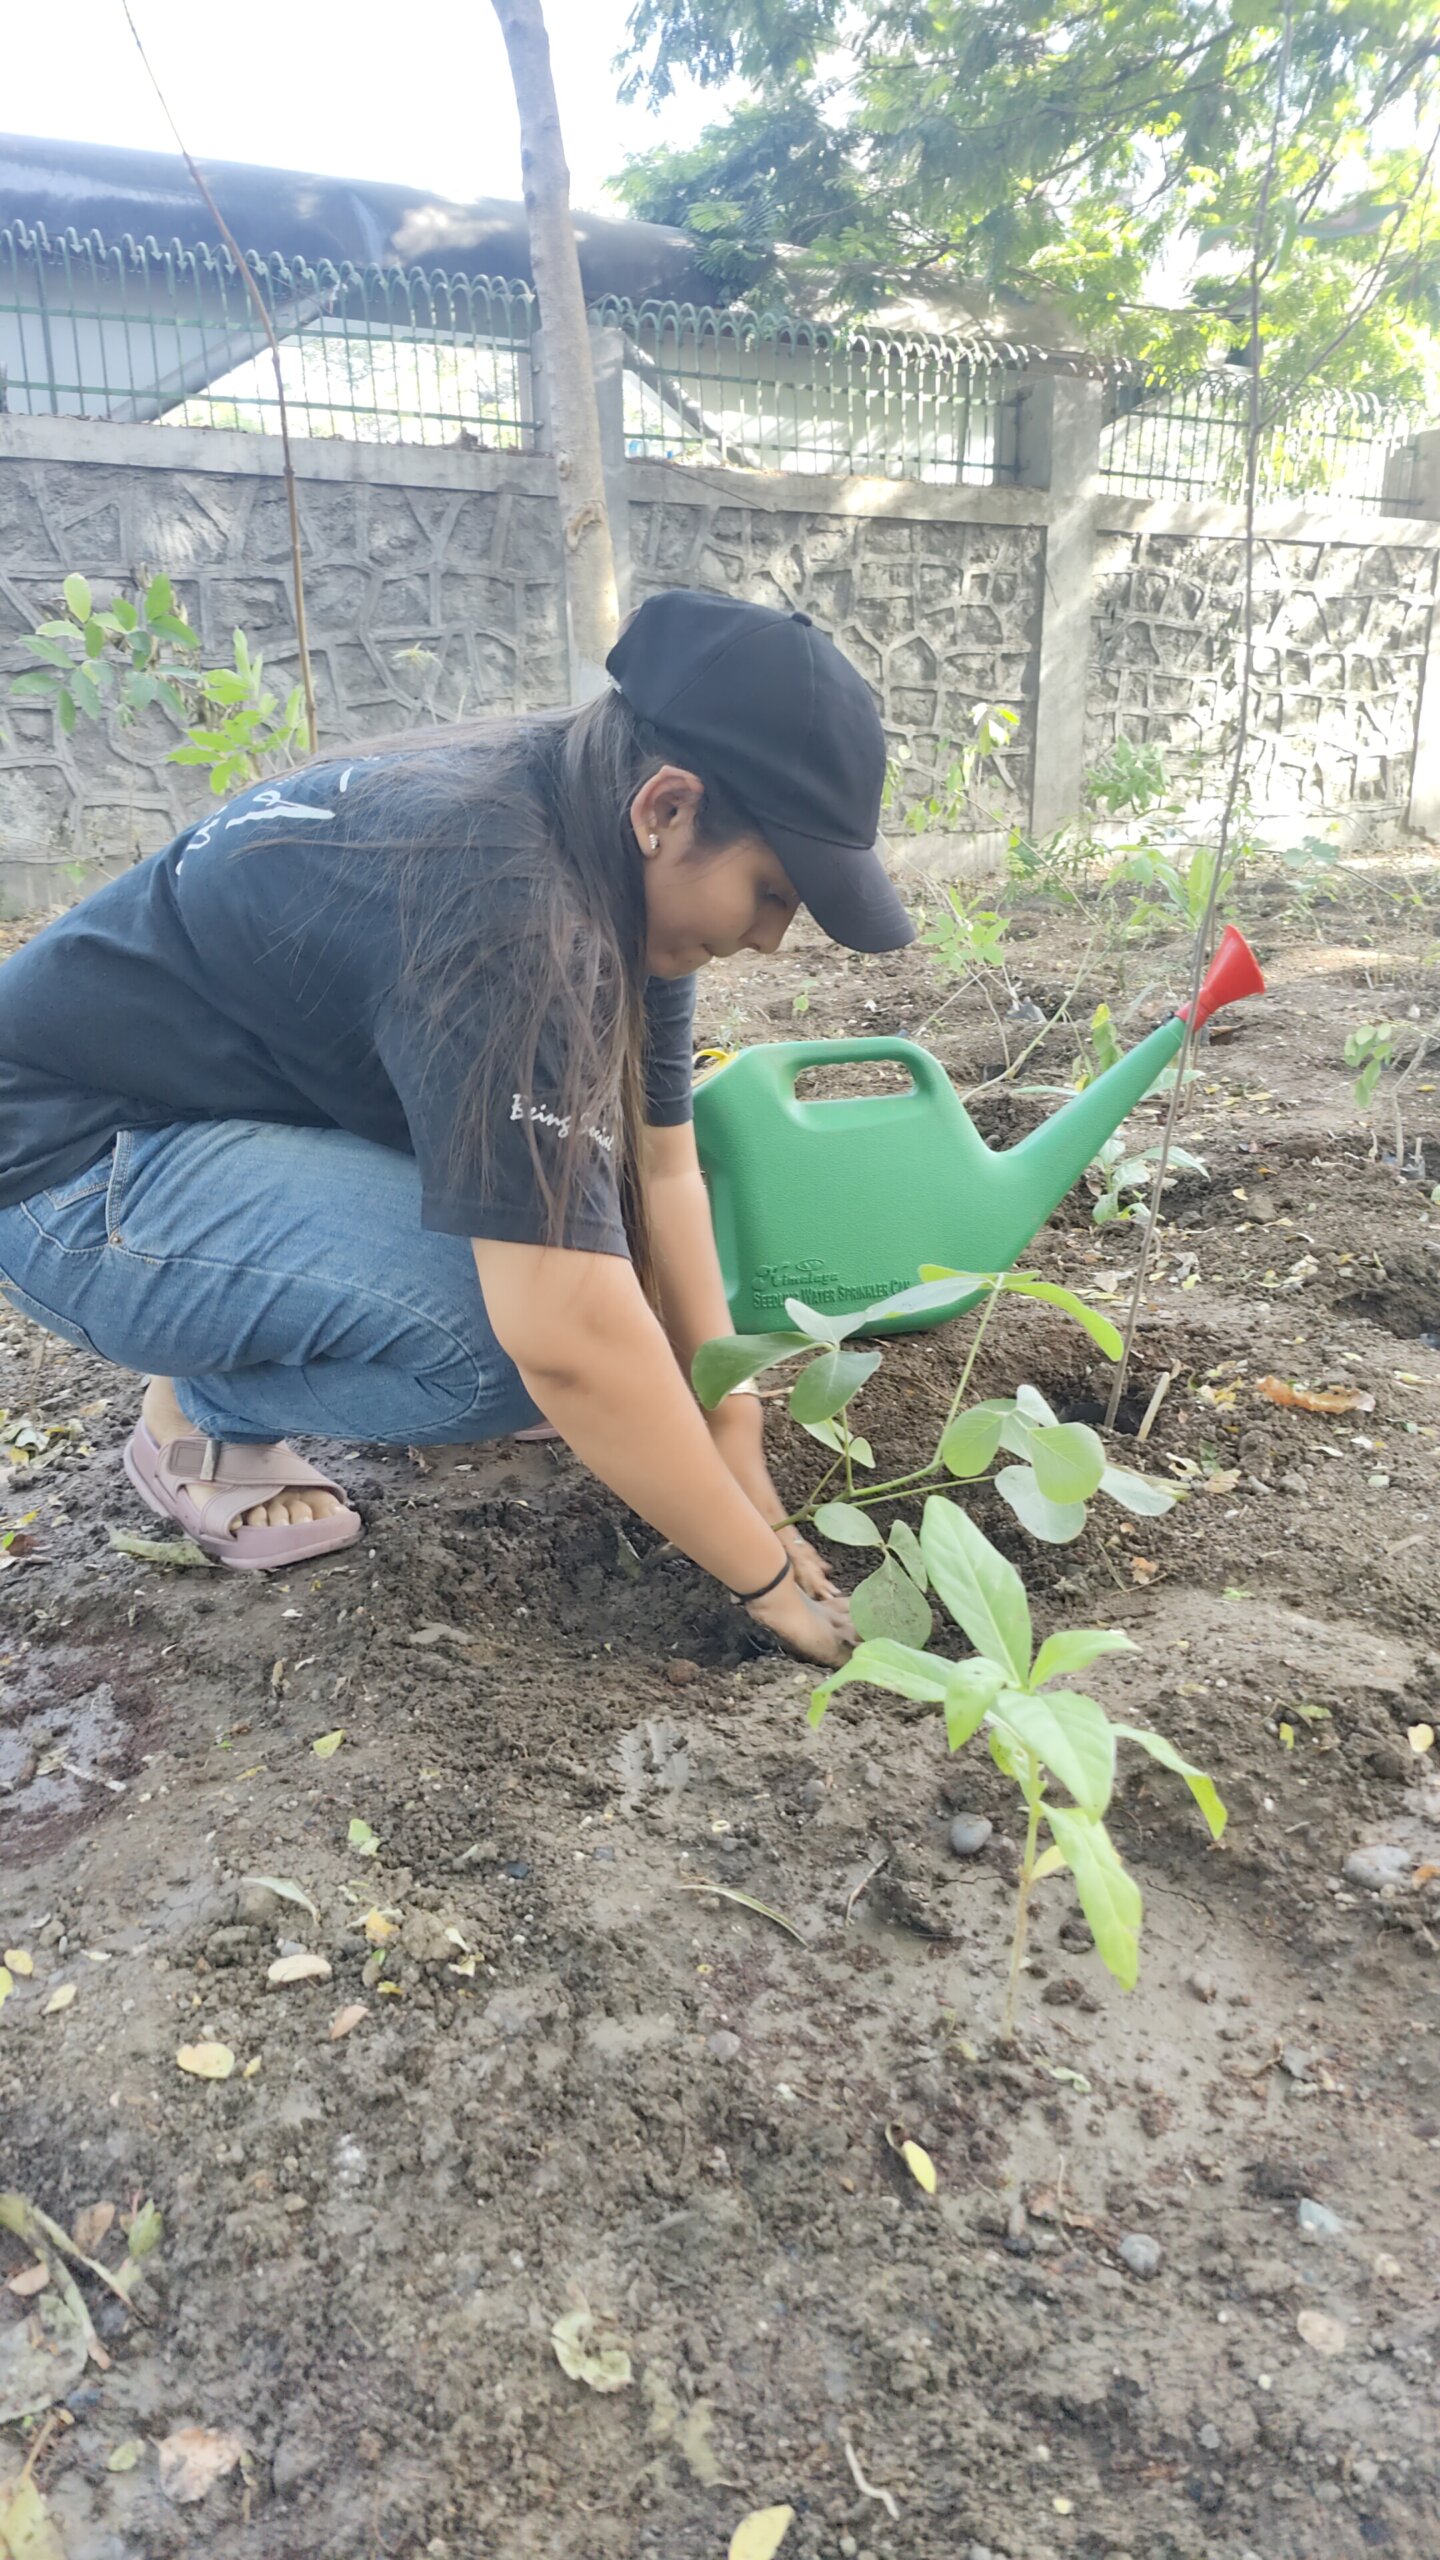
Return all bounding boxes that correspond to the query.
[311,1729,345,1758]
[155,2425,248,2503]
[175,2043,235,2081]
[266,1952,332,1987]
[1297,2307,1346,2356]
[41,1984,75,2016]
[240,1875,320,1924]
[728,2507,796,2560]
[1408,1724,1434,1755]
[551,2306,633,2393]
[2,1951,33,1978]
[1256,1376,1375,1416]
[71,2201,116,2254]
[5,2264,50,2300]
[329,2004,368,2040]
[0,2470,66,2560]
[106,2439,143,2473]
[362,1910,398,1945]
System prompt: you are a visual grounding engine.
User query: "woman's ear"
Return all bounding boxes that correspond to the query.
[631,765,706,858]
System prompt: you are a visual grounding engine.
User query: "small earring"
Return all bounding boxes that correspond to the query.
[648,832,659,852]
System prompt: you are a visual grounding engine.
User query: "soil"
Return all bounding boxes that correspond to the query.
[3,856,1439,2560]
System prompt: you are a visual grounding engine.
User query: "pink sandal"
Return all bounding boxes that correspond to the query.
[123,1420,362,1572]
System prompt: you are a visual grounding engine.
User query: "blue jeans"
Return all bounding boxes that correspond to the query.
[0,1120,544,1446]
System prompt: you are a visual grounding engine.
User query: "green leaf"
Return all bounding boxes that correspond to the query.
[811,1500,883,1548]
[1031,1627,1136,1686]
[149,613,199,649]
[782,1295,846,1345]
[1000,1276,1124,1358]
[988,1724,1020,1781]
[347,1817,381,1858]
[83,617,107,658]
[944,1658,1005,1750]
[144,572,175,619]
[70,666,103,720]
[1042,1804,1142,1989]
[63,572,93,621]
[9,670,65,698]
[995,1686,1115,1812]
[127,2196,163,2259]
[57,690,77,734]
[311,1727,346,1758]
[1028,1422,1106,1504]
[808,1636,952,1724]
[1114,1726,1227,1839]
[112,596,138,631]
[1014,1382,1059,1426]
[864,1273,988,1323]
[691,1331,805,1407]
[1100,1464,1178,1518]
[851,1552,932,1647]
[995,1464,1088,1544]
[887,1516,928,1590]
[787,1345,880,1425]
[939,1400,1009,1478]
[920,1496,1032,1683]
[22,636,78,669]
[800,1416,874,1467]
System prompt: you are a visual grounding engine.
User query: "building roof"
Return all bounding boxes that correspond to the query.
[0,129,711,302]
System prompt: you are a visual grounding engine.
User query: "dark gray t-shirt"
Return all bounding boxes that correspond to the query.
[0,756,695,1256]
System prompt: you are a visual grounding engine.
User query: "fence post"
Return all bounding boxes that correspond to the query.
[1400,428,1440,834]
[1021,374,1104,838]
[1384,423,1440,520]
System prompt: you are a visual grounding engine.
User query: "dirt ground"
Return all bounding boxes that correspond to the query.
[3,853,1439,2560]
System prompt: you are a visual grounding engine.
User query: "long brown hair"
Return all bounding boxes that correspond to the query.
[309,691,751,1288]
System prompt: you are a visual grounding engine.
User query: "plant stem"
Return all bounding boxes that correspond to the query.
[1003,1759,1045,2042]
[938,1273,1007,1445]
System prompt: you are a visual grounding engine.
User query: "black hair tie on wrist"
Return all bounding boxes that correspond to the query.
[730,1553,793,1607]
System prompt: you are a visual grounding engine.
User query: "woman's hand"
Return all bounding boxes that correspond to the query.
[706,1394,842,1602]
[744,1572,857,1667]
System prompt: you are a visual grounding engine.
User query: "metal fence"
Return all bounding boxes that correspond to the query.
[1,221,1424,507]
[593,297,1024,485]
[0,221,539,447]
[1101,372,1416,512]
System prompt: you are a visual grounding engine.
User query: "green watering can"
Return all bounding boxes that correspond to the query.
[694,926,1265,1336]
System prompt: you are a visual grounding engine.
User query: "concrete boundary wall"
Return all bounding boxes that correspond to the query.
[2,386,1437,909]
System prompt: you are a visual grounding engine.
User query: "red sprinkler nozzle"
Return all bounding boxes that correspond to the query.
[1179,924,1266,1034]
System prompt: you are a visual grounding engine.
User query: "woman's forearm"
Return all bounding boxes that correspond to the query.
[472,1239,787,1593]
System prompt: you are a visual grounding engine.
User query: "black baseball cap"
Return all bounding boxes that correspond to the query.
[606,588,916,954]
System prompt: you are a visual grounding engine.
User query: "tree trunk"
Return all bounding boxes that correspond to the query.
[491,0,620,694]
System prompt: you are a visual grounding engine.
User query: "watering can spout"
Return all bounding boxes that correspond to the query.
[1000,927,1266,1242]
[1180,922,1267,1032]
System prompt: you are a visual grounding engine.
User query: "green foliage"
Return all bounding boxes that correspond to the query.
[1090,1132,1209,1227]
[9,577,306,795]
[693,1267,1177,1550]
[809,1493,1225,2015]
[885,705,1020,838]
[919,887,1011,985]
[616,0,1440,395]
[1344,1020,1396,1109]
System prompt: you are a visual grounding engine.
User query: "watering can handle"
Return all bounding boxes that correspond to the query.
[779,1037,953,1102]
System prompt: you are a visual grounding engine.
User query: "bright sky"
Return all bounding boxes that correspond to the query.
[6,0,725,218]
